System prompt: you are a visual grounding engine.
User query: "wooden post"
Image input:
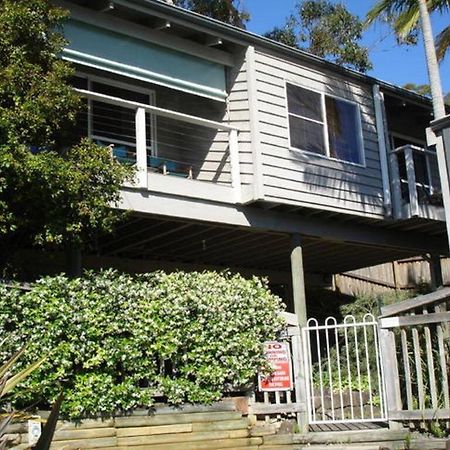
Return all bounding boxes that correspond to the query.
[379,328,403,430]
[429,253,443,290]
[135,107,148,189]
[373,85,392,216]
[290,234,308,433]
[291,234,307,326]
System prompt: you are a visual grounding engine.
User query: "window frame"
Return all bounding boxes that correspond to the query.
[74,72,158,156]
[285,81,365,167]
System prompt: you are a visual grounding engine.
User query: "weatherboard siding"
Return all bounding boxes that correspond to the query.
[253,49,385,218]
[227,57,254,186]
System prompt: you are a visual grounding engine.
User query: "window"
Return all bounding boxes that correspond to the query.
[287,83,363,165]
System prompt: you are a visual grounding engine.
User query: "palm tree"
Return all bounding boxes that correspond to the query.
[367,0,447,118]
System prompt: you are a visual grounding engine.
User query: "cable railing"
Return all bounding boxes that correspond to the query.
[390,144,443,219]
[74,88,242,202]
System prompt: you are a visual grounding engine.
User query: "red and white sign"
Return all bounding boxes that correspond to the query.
[258,341,293,392]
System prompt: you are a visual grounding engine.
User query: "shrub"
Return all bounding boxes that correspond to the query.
[0,269,285,419]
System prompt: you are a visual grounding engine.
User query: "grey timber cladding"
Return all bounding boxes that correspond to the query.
[227,56,254,186]
[254,49,385,218]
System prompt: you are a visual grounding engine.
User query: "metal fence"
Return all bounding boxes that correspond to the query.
[302,315,387,425]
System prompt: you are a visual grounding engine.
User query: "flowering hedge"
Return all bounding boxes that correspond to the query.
[0,270,285,418]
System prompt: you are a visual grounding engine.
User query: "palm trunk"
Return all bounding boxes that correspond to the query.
[418,0,445,118]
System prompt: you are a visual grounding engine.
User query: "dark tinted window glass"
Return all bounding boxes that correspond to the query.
[92,82,149,104]
[287,84,322,122]
[326,96,361,164]
[289,116,325,155]
[413,151,429,185]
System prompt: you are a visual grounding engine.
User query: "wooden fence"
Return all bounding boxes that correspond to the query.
[335,257,450,297]
[379,287,450,429]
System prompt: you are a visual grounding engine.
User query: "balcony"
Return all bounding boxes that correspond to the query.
[74,86,242,205]
[390,144,445,221]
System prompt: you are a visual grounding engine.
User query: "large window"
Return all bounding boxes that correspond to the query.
[287,83,363,165]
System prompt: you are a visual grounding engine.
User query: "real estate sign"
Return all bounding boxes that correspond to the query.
[258,341,293,391]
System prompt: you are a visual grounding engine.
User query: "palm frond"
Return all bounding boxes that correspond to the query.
[436,24,450,61]
[394,6,420,38]
[0,347,27,380]
[1,357,46,398]
[366,0,398,26]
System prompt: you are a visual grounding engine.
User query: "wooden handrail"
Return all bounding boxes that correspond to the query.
[380,286,450,317]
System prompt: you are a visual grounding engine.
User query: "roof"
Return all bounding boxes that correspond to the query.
[67,0,434,107]
[137,0,434,106]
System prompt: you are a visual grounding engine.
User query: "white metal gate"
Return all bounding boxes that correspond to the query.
[303,314,387,424]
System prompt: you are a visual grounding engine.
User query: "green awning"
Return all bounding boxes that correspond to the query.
[63,19,227,101]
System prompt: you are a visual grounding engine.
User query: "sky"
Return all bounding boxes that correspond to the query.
[243,0,450,93]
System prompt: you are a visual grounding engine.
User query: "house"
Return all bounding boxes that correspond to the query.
[21,0,450,434]
[44,0,449,315]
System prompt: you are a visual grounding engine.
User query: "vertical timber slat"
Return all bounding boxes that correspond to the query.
[290,234,308,433]
[423,308,438,409]
[400,329,413,427]
[379,328,402,429]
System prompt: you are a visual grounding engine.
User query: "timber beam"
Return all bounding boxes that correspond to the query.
[119,188,447,254]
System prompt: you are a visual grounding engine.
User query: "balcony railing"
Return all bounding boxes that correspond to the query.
[75,88,242,204]
[390,144,444,220]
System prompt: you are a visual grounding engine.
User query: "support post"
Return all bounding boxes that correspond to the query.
[291,234,307,326]
[290,234,308,433]
[429,253,443,290]
[429,119,450,253]
[373,85,392,216]
[379,328,402,430]
[135,107,148,189]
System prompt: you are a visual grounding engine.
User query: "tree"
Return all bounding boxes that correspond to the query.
[171,0,249,28]
[403,82,432,96]
[366,0,446,118]
[402,82,450,105]
[366,0,449,61]
[264,0,372,73]
[0,0,133,274]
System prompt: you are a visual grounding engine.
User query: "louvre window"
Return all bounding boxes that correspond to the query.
[287,83,363,165]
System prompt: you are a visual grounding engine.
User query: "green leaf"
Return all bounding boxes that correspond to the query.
[2,356,47,397]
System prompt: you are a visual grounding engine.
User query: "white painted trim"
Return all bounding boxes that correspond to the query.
[57,0,234,67]
[245,46,264,201]
[373,84,392,216]
[63,49,227,102]
[135,107,148,189]
[321,92,330,158]
[75,88,238,131]
[77,71,156,98]
[427,128,450,246]
[146,173,236,204]
[229,128,242,203]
